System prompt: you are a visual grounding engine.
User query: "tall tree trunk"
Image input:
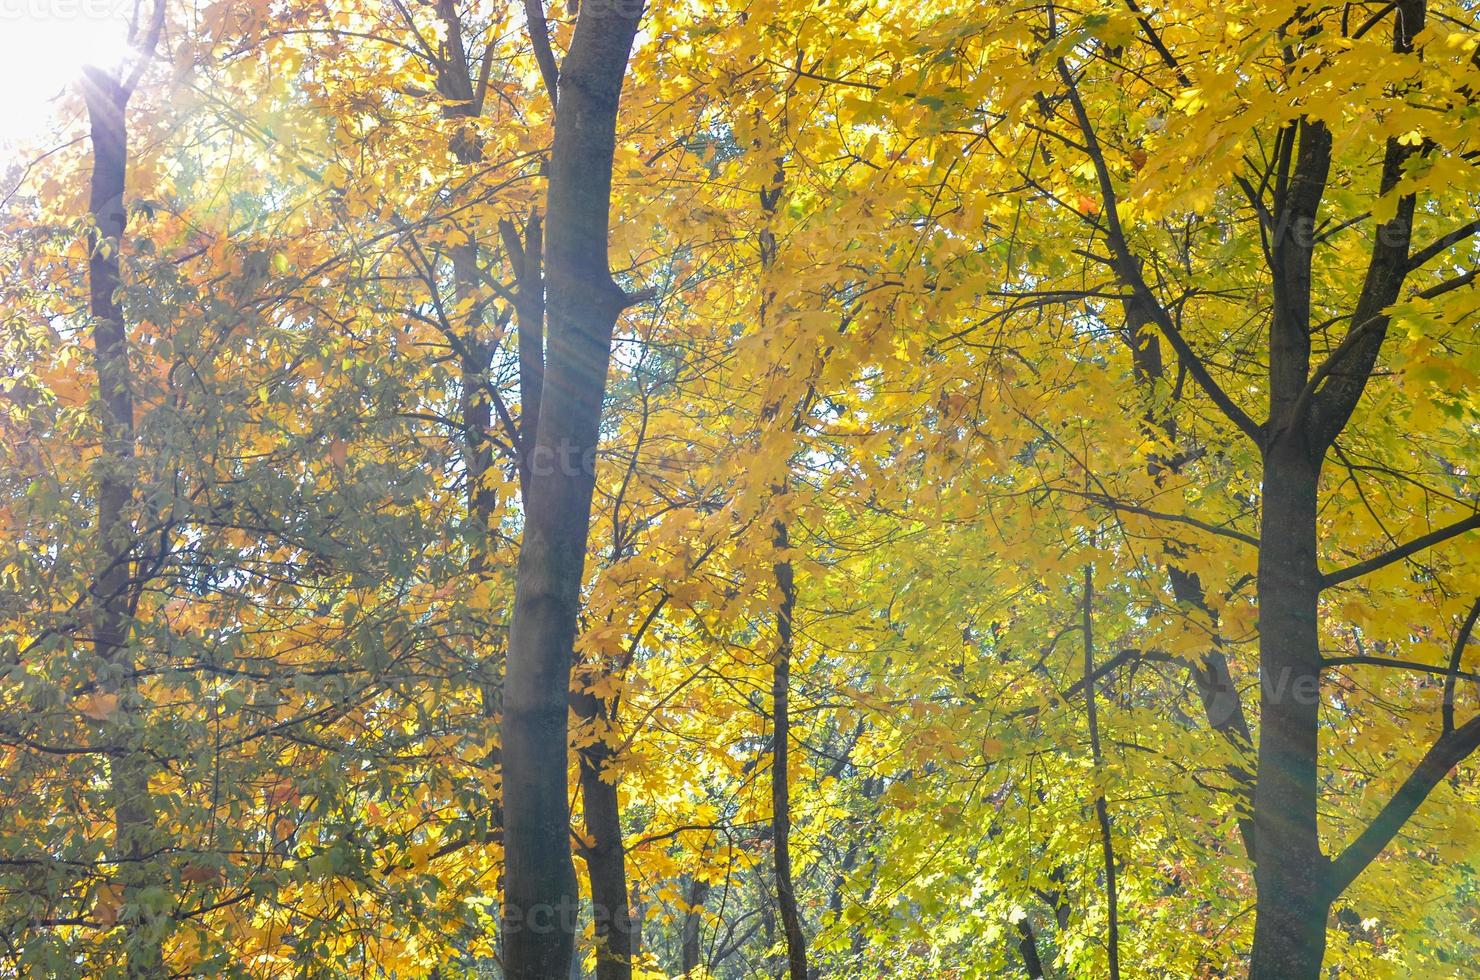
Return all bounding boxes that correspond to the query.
[500,3,643,976]
[82,46,163,979]
[1247,102,1333,978]
[771,518,809,980]
[1249,5,1422,959]
[573,684,636,980]
[680,877,710,975]
[1248,438,1328,979]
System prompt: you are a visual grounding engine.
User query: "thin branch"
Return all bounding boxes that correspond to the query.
[1322,654,1480,686]
[1123,0,1191,86]
[1414,267,1477,300]
[1068,489,1259,546]
[121,0,167,97]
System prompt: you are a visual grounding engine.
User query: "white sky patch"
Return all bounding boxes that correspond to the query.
[0,0,134,145]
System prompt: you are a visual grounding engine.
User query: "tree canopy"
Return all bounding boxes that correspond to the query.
[0,0,1477,977]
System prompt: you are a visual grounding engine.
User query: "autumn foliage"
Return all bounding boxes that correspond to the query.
[0,0,1477,977]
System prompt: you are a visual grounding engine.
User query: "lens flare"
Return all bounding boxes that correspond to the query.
[0,0,134,144]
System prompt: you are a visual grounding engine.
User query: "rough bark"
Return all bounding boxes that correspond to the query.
[1248,439,1328,980]
[499,2,643,976]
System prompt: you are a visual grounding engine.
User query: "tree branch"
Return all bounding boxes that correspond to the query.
[1075,489,1259,546]
[1322,654,1480,686]
[1406,218,1480,272]
[1306,0,1427,448]
[1443,597,1480,733]
[1414,267,1477,300]
[1055,59,1262,443]
[1320,511,1480,588]
[1327,709,1480,898]
[524,0,561,110]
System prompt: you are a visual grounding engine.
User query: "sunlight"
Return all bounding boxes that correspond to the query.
[0,0,133,144]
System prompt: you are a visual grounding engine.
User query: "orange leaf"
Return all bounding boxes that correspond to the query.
[75,693,119,722]
[265,778,300,807]
[95,884,124,927]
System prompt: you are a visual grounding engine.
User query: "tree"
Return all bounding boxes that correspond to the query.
[80,3,167,974]
[2,0,1477,976]
[499,0,646,976]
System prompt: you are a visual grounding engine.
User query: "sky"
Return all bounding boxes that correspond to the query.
[0,0,134,146]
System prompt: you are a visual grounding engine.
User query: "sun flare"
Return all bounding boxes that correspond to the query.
[0,1,133,143]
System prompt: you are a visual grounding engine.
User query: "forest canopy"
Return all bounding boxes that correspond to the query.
[0,0,1477,977]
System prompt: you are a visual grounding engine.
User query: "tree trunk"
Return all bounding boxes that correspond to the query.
[771,519,809,980]
[1015,920,1046,979]
[1246,10,1426,970]
[574,685,636,980]
[680,877,709,975]
[1248,438,1328,980]
[1245,85,1337,980]
[500,3,642,976]
[82,58,165,979]
[1081,564,1119,980]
